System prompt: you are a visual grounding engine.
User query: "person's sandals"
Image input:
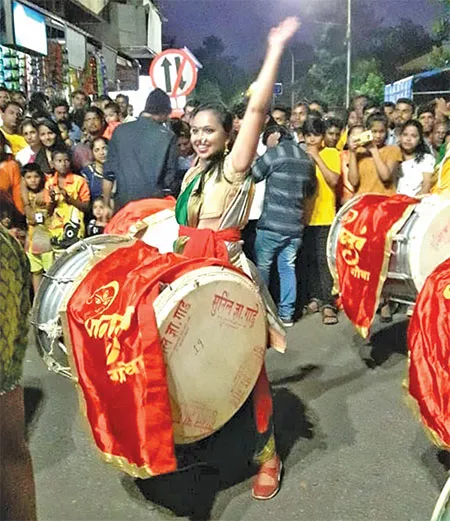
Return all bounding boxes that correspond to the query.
[252,455,283,500]
[303,298,321,316]
[322,306,338,325]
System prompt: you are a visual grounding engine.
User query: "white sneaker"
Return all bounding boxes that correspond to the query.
[280,318,294,328]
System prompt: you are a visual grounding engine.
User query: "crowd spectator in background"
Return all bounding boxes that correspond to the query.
[115,94,136,123]
[0,131,23,214]
[308,100,328,116]
[52,98,82,144]
[16,119,41,166]
[271,105,290,126]
[171,119,195,195]
[181,99,200,123]
[430,120,448,160]
[382,101,396,129]
[35,119,65,175]
[417,104,435,147]
[253,125,316,327]
[324,117,344,149]
[72,107,107,171]
[70,90,89,129]
[103,88,177,213]
[290,102,309,145]
[0,86,10,125]
[387,98,415,145]
[397,120,434,196]
[27,91,49,120]
[1,101,27,155]
[303,117,340,325]
[81,137,109,201]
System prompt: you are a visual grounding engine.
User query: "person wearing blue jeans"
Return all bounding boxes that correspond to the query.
[255,230,302,325]
[252,125,316,327]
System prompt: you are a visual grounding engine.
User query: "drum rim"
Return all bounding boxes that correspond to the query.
[406,197,450,291]
[153,265,267,444]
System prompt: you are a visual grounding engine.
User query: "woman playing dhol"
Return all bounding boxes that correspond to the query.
[174,17,300,500]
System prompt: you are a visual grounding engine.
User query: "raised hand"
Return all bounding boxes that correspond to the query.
[268,17,300,49]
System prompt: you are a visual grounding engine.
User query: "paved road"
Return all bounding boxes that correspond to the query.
[24,312,447,521]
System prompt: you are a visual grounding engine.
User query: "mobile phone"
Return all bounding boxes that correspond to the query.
[353,130,373,147]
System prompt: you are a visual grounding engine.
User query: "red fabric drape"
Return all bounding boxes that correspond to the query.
[66,240,231,477]
[105,197,176,236]
[408,257,450,449]
[178,226,241,262]
[335,194,418,337]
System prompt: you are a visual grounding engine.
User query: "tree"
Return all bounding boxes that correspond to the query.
[351,59,385,103]
[429,0,450,68]
[192,36,249,104]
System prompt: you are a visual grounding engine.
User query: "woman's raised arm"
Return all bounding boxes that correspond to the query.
[230,17,300,173]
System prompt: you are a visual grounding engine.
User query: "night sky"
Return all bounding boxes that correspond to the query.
[160,0,440,68]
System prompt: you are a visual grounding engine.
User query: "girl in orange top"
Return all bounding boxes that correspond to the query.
[0,131,24,214]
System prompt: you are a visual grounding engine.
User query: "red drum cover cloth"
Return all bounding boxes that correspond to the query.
[334,194,418,337]
[408,257,450,448]
[65,240,232,478]
[104,197,176,236]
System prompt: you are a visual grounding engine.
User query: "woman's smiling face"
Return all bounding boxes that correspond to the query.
[190,110,228,161]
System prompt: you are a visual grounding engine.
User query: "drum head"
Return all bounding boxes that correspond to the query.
[409,197,450,291]
[131,209,179,253]
[153,266,267,444]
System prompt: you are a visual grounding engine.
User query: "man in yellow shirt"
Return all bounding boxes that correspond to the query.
[0,102,27,155]
[303,117,341,325]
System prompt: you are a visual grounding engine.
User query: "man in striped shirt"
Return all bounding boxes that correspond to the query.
[253,125,316,327]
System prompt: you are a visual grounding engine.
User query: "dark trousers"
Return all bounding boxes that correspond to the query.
[303,225,335,308]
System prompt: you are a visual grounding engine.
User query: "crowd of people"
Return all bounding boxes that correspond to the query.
[1,14,450,514]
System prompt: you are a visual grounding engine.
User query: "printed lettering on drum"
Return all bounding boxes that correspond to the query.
[83,281,143,384]
[338,210,371,282]
[160,299,192,357]
[211,290,260,328]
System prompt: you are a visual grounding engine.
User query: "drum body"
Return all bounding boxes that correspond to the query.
[32,235,131,377]
[31,236,267,444]
[327,195,450,304]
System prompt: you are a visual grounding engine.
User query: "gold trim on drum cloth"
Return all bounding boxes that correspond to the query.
[101,452,158,479]
[254,433,276,465]
[356,203,417,339]
[403,361,450,451]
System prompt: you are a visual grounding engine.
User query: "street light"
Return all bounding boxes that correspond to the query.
[289,48,295,109]
[345,0,352,109]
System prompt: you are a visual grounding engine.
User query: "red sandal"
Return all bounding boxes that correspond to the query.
[252,455,283,500]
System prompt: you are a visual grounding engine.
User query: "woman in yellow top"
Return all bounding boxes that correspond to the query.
[303,117,341,324]
[175,17,299,501]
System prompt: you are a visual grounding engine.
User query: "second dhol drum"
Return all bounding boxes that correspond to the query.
[327,195,450,304]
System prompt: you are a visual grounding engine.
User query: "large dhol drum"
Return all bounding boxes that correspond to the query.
[32,236,267,444]
[327,195,450,304]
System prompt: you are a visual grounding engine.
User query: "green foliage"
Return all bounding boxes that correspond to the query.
[192,78,223,104]
[429,45,450,68]
[430,0,450,67]
[351,59,385,102]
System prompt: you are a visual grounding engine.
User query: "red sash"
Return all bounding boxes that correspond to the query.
[408,257,450,449]
[178,226,241,262]
[335,194,417,337]
[65,240,232,477]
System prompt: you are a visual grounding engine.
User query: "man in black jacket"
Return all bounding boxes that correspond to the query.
[103,89,178,213]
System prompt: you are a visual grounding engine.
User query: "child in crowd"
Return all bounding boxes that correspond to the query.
[21,163,53,292]
[324,118,344,149]
[103,102,121,140]
[87,197,107,236]
[81,137,108,201]
[397,120,434,196]
[348,112,402,196]
[339,124,365,206]
[303,117,341,325]
[45,147,90,252]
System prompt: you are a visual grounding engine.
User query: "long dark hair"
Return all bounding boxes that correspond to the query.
[400,119,428,163]
[37,118,65,150]
[191,102,233,197]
